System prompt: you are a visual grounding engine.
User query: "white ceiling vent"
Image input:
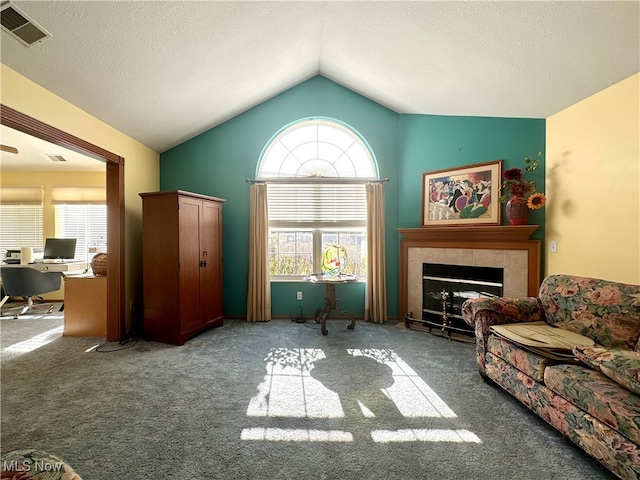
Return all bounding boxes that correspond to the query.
[46,155,67,163]
[1,1,51,47]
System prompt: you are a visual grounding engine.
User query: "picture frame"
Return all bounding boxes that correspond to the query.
[421,160,502,227]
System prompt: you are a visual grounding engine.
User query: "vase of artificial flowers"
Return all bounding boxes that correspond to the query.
[500,154,546,225]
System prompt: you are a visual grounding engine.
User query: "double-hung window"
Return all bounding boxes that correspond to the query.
[257,118,378,279]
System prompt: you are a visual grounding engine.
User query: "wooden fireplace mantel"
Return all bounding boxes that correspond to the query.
[398,225,541,320]
[398,225,539,243]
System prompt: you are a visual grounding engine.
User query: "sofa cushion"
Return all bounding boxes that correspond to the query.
[544,363,640,445]
[539,275,640,350]
[573,345,640,396]
[487,334,558,383]
[572,344,605,370]
[487,356,640,480]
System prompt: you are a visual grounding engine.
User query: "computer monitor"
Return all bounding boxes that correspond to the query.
[43,238,77,260]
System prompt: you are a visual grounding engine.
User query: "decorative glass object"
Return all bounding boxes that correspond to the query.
[321,245,347,277]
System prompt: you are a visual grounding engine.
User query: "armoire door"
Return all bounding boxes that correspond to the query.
[199,200,223,324]
[178,196,203,335]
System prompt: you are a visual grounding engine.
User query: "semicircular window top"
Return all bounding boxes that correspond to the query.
[258,118,377,179]
[257,118,379,279]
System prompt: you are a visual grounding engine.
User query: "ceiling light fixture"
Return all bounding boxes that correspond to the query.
[0,144,18,154]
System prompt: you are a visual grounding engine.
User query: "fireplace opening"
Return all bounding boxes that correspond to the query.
[406,263,503,340]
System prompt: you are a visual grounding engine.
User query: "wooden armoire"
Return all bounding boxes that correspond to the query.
[140,190,225,345]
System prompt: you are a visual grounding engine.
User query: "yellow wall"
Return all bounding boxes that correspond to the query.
[1,171,106,299]
[1,64,160,331]
[546,73,640,284]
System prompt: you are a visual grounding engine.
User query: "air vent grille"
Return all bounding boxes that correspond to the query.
[1,3,28,30]
[1,2,51,46]
[46,155,67,163]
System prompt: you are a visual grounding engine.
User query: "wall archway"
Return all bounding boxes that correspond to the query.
[0,104,125,341]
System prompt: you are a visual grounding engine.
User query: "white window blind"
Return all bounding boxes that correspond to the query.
[267,183,367,225]
[0,186,43,205]
[0,204,43,260]
[55,204,107,260]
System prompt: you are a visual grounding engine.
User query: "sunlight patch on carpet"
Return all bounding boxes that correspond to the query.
[243,347,482,444]
[3,325,63,354]
[358,400,375,417]
[241,428,353,442]
[370,429,482,443]
[348,348,457,418]
[247,347,458,419]
[246,347,343,418]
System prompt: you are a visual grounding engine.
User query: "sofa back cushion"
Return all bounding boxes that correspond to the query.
[539,275,640,350]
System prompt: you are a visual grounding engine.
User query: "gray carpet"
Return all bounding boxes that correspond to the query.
[1,314,614,480]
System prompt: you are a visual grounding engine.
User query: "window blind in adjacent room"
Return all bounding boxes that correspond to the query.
[51,186,106,204]
[0,186,44,260]
[55,204,107,260]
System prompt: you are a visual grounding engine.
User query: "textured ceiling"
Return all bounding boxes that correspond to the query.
[1,1,639,154]
[0,125,105,172]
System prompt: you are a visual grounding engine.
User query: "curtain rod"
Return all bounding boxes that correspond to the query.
[245,177,390,184]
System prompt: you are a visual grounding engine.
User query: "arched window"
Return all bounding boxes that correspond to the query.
[257,118,378,278]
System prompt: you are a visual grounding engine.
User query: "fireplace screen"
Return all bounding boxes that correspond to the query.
[410,263,503,338]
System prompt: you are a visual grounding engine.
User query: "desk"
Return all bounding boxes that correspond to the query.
[63,275,106,337]
[304,274,358,335]
[1,261,88,273]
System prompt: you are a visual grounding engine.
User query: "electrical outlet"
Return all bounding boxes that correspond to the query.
[296,291,303,301]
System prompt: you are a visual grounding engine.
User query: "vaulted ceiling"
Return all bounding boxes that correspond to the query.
[1,1,639,155]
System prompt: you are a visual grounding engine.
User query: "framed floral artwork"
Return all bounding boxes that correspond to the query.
[421,160,502,227]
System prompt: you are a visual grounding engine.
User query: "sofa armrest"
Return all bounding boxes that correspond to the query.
[462,297,544,377]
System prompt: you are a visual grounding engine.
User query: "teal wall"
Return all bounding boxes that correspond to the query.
[398,115,546,230]
[160,76,400,318]
[159,75,545,319]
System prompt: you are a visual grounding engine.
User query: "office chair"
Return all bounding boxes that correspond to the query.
[0,266,62,318]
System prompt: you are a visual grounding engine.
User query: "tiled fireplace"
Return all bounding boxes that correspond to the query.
[399,226,541,334]
[419,263,504,335]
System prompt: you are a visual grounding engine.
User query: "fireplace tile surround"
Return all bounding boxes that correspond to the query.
[399,226,541,320]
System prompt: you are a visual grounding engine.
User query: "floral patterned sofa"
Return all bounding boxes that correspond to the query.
[462,274,640,480]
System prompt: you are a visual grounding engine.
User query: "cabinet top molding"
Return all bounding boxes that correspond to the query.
[139,190,226,203]
[398,225,539,243]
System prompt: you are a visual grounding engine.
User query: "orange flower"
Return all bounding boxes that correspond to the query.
[527,192,546,209]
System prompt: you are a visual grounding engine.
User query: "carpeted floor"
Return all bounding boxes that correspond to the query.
[1,314,615,479]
